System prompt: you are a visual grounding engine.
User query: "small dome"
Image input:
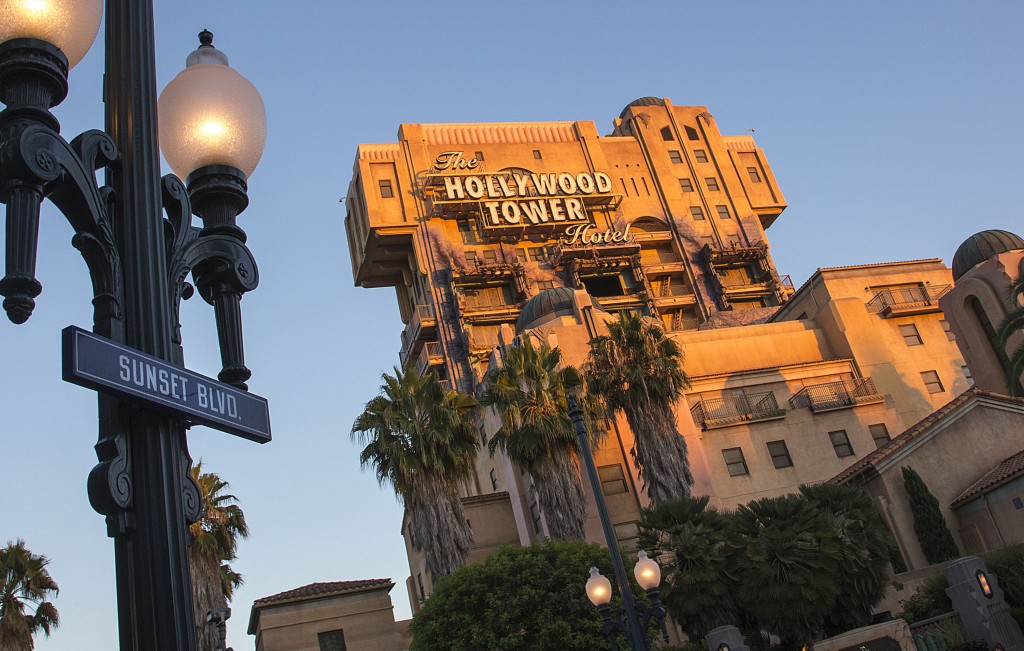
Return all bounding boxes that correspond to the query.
[951,230,1024,280]
[515,287,605,334]
[618,97,665,120]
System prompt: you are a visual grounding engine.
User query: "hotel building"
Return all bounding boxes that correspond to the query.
[341,96,1021,615]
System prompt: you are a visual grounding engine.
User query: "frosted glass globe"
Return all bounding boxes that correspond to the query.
[158,36,266,181]
[586,567,612,606]
[633,550,661,590]
[0,0,103,67]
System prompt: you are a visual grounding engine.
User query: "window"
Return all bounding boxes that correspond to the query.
[489,468,498,490]
[536,280,555,292]
[482,249,497,264]
[464,250,477,265]
[694,149,709,163]
[705,177,720,191]
[515,248,528,262]
[532,149,542,160]
[921,370,944,394]
[528,247,545,262]
[685,125,700,141]
[679,178,694,192]
[941,320,955,341]
[457,219,479,244]
[474,150,484,161]
[690,206,705,221]
[668,150,683,164]
[598,464,629,495]
[660,126,674,141]
[766,440,793,469]
[1013,496,1023,510]
[378,179,393,198]
[747,166,762,182]
[869,424,890,449]
[530,500,542,534]
[319,629,347,651]
[900,323,923,346]
[963,365,974,386]
[716,205,731,219]
[722,448,748,476]
[829,430,854,457]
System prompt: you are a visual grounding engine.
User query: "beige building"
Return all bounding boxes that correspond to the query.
[247,579,410,651]
[342,97,1015,613]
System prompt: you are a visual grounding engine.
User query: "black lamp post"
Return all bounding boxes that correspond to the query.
[0,2,266,650]
[569,396,669,651]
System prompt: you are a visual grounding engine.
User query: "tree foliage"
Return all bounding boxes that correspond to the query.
[997,272,1024,395]
[584,311,693,503]
[188,463,249,651]
[901,466,960,565]
[0,540,59,651]
[352,366,480,576]
[638,487,896,649]
[408,540,621,651]
[480,339,597,540]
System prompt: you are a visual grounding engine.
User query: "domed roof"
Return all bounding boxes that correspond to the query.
[951,230,1024,280]
[515,287,605,334]
[619,97,665,120]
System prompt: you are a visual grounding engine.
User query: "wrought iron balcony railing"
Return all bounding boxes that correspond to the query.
[866,284,951,317]
[690,391,786,429]
[789,377,884,412]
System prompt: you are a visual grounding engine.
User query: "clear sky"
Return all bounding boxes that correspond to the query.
[2,1,1022,649]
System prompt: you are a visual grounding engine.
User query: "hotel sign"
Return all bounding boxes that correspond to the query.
[431,151,615,231]
[62,326,271,443]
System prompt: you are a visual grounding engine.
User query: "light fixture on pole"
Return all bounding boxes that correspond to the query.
[570,396,669,651]
[0,2,269,650]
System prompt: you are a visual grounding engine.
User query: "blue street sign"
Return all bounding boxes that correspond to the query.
[62,326,271,443]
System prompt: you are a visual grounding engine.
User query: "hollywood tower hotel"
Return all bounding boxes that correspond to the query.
[343,97,973,606]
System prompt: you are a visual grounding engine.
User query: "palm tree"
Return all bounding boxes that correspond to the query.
[584,311,693,503]
[188,463,249,651]
[480,338,596,541]
[0,540,59,651]
[998,272,1024,395]
[352,366,479,577]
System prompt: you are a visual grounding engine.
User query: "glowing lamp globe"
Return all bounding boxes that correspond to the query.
[586,567,612,607]
[634,550,661,590]
[158,31,266,182]
[0,0,102,67]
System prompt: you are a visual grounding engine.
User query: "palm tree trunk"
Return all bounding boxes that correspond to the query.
[625,400,693,503]
[189,552,227,651]
[407,477,474,577]
[529,451,588,540]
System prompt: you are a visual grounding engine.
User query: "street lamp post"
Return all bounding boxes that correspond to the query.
[569,396,669,651]
[0,2,267,650]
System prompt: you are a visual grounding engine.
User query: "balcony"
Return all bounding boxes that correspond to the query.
[789,377,885,412]
[416,342,444,375]
[700,241,769,265]
[690,391,786,430]
[866,284,951,317]
[642,260,688,275]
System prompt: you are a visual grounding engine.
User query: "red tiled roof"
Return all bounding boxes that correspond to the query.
[253,579,393,607]
[951,449,1024,507]
[831,388,1024,484]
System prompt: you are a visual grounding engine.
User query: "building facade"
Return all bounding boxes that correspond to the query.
[343,97,992,610]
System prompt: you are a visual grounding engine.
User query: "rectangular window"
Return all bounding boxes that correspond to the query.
[941,320,956,341]
[679,178,694,192]
[668,150,683,164]
[482,249,497,264]
[378,179,394,198]
[464,250,477,265]
[963,365,974,386]
[900,323,923,346]
[722,447,748,476]
[694,149,709,163]
[536,280,555,292]
[474,150,484,161]
[705,177,720,191]
[766,440,793,469]
[457,219,479,245]
[319,629,347,651]
[869,424,890,449]
[530,500,542,534]
[515,248,528,262]
[747,167,762,182]
[528,247,545,262]
[489,468,498,491]
[532,149,542,160]
[685,125,700,141]
[1013,496,1023,510]
[921,370,944,394]
[716,205,731,220]
[690,206,705,221]
[598,464,629,495]
[829,430,855,458]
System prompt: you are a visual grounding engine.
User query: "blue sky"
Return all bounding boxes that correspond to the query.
[2,1,1022,649]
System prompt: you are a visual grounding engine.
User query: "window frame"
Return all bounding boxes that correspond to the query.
[668,150,684,164]
[722,447,749,476]
[378,179,394,198]
[679,178,694,192]
[705,177,720,191]
[747,166,762,182]
[690,206,705,221]
[828,430,855,458]
[694,149,709,163]
[597,464,629,496]
[921,370,945,394]
[715,204,731,219]
[869,423,890,449]
[899,323,923,346]
[766,440,793,469]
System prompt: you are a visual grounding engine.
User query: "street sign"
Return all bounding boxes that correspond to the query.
[62,326,271,443]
